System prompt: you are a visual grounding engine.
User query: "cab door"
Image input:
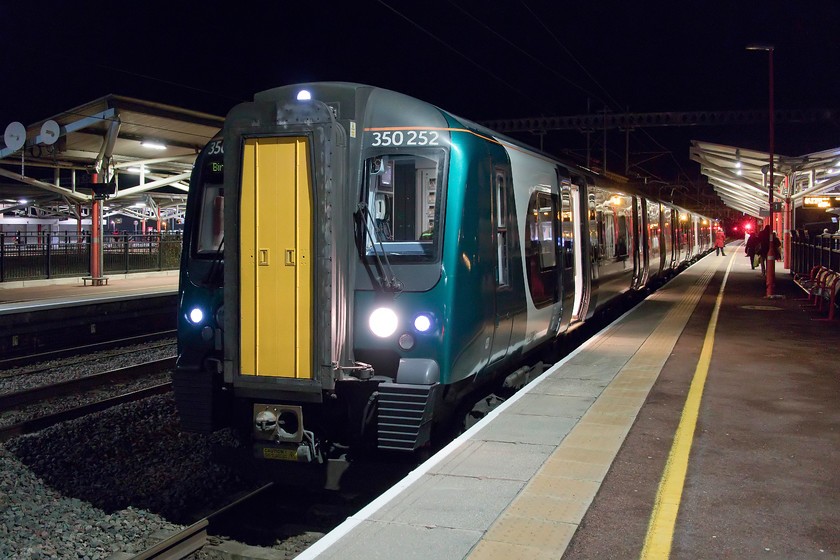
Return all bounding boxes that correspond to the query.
[489,166,514,363]
[239,136,313,379]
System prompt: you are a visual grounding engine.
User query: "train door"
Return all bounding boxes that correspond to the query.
[662,206,674,270]
[239,136,313,379]
[489,165,514,363]
[632,196,646,288]
[558,175,575,330]
[647,200,662,279]
[571,175,589,320]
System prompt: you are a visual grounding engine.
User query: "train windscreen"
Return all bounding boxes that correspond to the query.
[361,150,445,262]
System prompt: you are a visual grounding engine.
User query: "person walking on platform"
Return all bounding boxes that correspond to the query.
[754,225,780,275]
[714,228,726,256]
[745,232,758,269]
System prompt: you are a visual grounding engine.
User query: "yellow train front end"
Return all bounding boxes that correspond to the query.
[218,88,358,463]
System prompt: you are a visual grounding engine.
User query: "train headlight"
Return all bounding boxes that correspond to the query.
[188,307,204,325]
[296,89,312,101]
[369,307,398,338]
[413,314,432,333]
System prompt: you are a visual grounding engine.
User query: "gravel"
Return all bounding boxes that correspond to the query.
[0,343,273,559]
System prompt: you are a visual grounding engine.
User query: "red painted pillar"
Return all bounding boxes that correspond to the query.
[91,199,102,279]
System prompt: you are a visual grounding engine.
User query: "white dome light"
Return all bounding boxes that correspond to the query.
[297,89,312,101]
[369,307,398,338]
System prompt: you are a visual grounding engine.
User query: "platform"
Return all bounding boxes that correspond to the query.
[0,271,178,311]
[298,245,840,559]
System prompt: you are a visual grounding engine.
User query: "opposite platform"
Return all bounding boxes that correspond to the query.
[0,271,178,311]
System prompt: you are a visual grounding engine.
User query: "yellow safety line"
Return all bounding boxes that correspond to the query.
[640,251,736,559]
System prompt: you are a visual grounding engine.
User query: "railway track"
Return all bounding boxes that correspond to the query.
[127,483,276,560]
[0,357,175,442]
[0,330,176,371]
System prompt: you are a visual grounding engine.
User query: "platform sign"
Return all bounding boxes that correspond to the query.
[803,196,840,208]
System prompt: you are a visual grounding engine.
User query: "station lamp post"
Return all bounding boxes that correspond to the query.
[747,43,775,297]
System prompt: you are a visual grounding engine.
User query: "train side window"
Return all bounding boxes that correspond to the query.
[561,184,574,269]
[196,184,224,254]
[495,171,509,287]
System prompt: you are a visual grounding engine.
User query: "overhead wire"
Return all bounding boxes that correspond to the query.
[376,0,548,113]
[444,0,613,111]
[516,1,696,192]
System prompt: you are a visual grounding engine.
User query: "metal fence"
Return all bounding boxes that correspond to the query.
[0,232,182,282]
[790,230,840,276]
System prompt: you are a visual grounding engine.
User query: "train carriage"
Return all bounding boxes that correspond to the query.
[174,83,712,463]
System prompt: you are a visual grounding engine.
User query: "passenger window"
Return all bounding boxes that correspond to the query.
[525,189,559,307]
[561,185,574,269]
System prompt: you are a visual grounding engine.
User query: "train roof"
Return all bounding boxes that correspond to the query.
[248,82,711,220]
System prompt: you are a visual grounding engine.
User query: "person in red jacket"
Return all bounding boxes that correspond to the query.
[714,229,726,256]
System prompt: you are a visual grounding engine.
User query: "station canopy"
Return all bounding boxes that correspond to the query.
[690,140,840,219]
[0,95,223,226]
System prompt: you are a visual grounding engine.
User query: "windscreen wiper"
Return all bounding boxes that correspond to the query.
[355,202,402,293]
[202,236,224,287]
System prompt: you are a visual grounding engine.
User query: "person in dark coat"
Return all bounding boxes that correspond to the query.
[745,233,758,269]
[714,229,726,256]
[754,225,780,274]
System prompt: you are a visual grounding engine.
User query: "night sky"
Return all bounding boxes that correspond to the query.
[2,1,838,191]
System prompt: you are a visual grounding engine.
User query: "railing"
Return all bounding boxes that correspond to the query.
[0,232,182,282]
[790,230,840,276]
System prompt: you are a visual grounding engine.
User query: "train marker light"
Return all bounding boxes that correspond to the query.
[188,307,204,325]
[296,89,312,101]
[414,314,432,333]
[369,307,398,338]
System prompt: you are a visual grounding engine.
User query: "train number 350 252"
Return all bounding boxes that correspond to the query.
[369,130,440,147]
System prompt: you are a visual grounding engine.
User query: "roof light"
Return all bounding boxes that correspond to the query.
[297,89,312,101]
[141,141,166,150]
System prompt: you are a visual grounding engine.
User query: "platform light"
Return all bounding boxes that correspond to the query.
[296,89,312,101]
[188,307,204,325]
[369,307,398,338]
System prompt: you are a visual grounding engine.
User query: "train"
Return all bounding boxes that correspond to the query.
[173,82,713,464]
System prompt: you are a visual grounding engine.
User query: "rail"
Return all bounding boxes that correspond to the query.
[125,483,276,560]
[0,357,176,409]
[0,382,172,442]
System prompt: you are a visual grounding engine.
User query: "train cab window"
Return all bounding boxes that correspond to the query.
[196,184,224,255]
[361,151,445,262]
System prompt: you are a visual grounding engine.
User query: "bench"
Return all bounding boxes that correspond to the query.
[794,266,840,321]
[793,265,825,297]
[82,276,109,286]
